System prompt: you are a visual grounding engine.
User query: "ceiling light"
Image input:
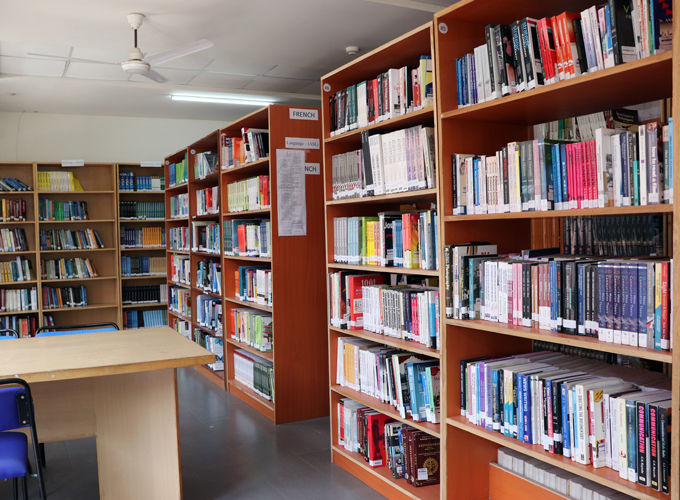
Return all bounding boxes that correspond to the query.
[171,95,274,106]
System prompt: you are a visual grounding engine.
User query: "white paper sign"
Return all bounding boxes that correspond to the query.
[276,149,306,236]
[61,160,84,167]
[285,137,320,149]
[304,163,320,175]
[289,108,319,121]
[141,161,163,168]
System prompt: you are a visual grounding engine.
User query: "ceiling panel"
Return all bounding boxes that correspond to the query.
[203,60,275,77]
[65,62,129,80]
[188,72,256,89]
[129,67,200,85]
[243,76,315,93]
[71,47,131,64]
[265,65,327,80]
[296,81,321,96]
[0,41,71,59]
[0,56,66,77]
[152,54,213,71]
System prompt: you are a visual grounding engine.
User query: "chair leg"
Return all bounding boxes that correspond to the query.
[39,443,46,467]
[21,476,28,500]
[12,478,18,500]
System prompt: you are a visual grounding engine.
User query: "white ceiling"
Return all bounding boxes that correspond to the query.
[0,0,451,121]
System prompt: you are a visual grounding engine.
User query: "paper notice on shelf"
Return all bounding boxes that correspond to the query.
[276,149,306,236]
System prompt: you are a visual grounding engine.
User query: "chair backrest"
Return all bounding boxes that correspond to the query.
[35,322,119,337]
[0,384,27,432]
[0,329,18,339]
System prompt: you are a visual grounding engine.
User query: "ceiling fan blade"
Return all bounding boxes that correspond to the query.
[27,53,121,65]
[141,69,168,83]
[144,39,214,66]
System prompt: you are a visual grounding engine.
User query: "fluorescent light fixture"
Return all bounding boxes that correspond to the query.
[171,95,273,106]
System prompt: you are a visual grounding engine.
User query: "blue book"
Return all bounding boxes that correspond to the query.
[626,399,638,481]
[638,262,647,346]
[620,133,630,202]
[560,144,568,207]
[420,370,430,421]
[552,144,562,208]
[577,263,585,335]
[628,263,638,346]
[473,157,480,210]
[456,58,463,106]
[521,373,532,443]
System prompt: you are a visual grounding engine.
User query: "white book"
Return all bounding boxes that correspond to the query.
[595,128,616,207]
[368,134,385,196]
[387,68,402,120]
[611,134,623,207]
[588,7,605,72]
[474,45,487,103]
[580,9,599,72]
[480,44,492,102]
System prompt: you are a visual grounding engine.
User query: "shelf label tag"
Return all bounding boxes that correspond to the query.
[285,137,320,149]
[61,160,84,167]
[304,163,320,175]
[290,108,318,121]
[141,161,163,168]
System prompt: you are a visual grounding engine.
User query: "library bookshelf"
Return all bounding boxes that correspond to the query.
[117,163,167,330]
[321,22,444,500]
[432,1,679,500]
[0,162,120,334]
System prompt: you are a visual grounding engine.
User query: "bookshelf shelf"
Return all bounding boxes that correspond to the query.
[0,251,37,256]
[444,204,674,221]
[122,302,167,309]
[193,288,221,300]
[166,250,190,255]
[447,416,666,500]
[121,247,166,252]
[225,338,273,361]
[165,183,188,192]
[47,303,119,312]
[326,188,438,206]
[2,221,34,225]
[223,296,273,313]
[168,309,190,322]
[191,250,220,258]
[222,208,271,217]
[192,214,219,220]
[38,190,115,194]
[0,310,39,317]
[221,156,269,175]
[39,248,116,254]
[192,321,220,336]
[121,275,166,280]
[39,219,117,224]
[169,281,191,290]
[228,378,275,412]
[41,276,116,284]
[194,364,225,388]
[0,280,38,286]
[328,263,440,277]
[329,326,441,359]
[223,255,272,263]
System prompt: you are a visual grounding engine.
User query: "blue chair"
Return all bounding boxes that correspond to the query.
[35,322,119,337]
[0,329,19,339]
[0,378,47,500]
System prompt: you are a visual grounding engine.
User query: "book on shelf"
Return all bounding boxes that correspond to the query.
[461,350,671,493]
[562,215,664,256]
[233,349,273,400]
[333,210,439,270]
[196,259,221,295]
[0,177,32,192]
[0,228,30,252]
[229,308,273,352]
[223,219,271,258]
[191,222,220,254]
[41,257,98,280]
[169,286,191,318]
[123,309,168,330]
[38,171,84,192]
[168,157,188,187]
[226,175,270,212]
[328,56,433,137]
[118,172,164,192]
[42,285,87,308]
[194,329,224,371]
[1,198,27,221]
[196,186,219,215]
[122,284,167,305]
[235,266,272,306]
[242,128,269,164]
[533,109,640,142]
[119,201,164,220]
[193,152,218,179]
[39,228,104,251]
[120,226,165,249]
[331,125,436,200]
[121,255,165,277]
[0,288,38,313]
[168,227,189,252]
[0,257,34,282]
[195,294,221,332]
[1,315,37,338]
[169,193,189,218]
[171,316,191,339]
[170,254,190,285]
[39,199,89,221]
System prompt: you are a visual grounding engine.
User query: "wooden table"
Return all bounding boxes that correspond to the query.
[0,327,215,500]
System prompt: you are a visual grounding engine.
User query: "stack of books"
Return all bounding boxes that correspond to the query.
[223,219,271,258]
[229,308,272,352]
[226,175,270,212]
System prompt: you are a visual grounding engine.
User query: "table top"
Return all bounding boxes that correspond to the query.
[0,327,215,383]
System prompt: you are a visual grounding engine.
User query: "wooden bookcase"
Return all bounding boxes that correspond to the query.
[0,162,120,333]
[117,163,168,330]
[320,22,444,500]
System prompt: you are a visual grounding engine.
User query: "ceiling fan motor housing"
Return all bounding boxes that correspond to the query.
[122,47,150,73]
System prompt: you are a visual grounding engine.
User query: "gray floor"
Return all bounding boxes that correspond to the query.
[1,367,386,500]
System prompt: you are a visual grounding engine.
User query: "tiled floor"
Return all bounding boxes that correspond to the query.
[0,367,386,500]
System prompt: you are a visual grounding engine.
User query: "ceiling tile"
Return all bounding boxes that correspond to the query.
[152,54,213,71]
[129,68,200,85]
[243,76,314,93]
[296,81,321,96]
[203,60,275,76]
[0,41,71,59]
[188,72,255,89]
[65,62,129,81]
[264,65,326,80]
[0,56,65,77]
[71,47,131,64]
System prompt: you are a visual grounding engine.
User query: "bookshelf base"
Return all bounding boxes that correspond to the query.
[489,463,570,500]
[227,378,275,422]
[193,365,225,389]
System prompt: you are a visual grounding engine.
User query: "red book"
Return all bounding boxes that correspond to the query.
[588,140,598,207]
[338,401,345,446]
[576,142,584,208]
[551,16,565,81]
[565,144,574,207]
[237,225,247,255]
[347,274,384,330]
[558,13,582,77]
[366,412,395,467]
[661,261,669,350]
[262,175,270,207]
[372,79,380,123]
[537,19,556,83]
[412,68,420,109]
[230,309,236,339]
[367,80,374,123]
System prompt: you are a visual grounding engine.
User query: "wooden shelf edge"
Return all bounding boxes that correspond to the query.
[222,208,271,217]
[227,378,275,414]
[326,188,438,206]
[489,463,572,500]
[193,364,225,389]
[122,302,168,309]
[329,326,440,358]
[44,303,119,312]
[444,203,674,221]
[225,337,273,361]
[445,319,673,363]
[328,263,440,277]
[325,107,435,144]
[223,296,273,313]
[41,276,117,283]
[220,157,270,175]
[223,255,272,263]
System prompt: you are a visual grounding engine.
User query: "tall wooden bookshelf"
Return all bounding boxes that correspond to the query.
[320,22,444,500]
[117,163,167,330]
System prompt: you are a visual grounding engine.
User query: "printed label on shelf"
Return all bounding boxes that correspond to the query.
[304,163,320,175]
[289,108,319,121]
[61,160,84,167]
[141,161,163,168]
[285,137,320,149]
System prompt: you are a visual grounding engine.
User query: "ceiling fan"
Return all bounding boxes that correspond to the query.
[28,13,214,83]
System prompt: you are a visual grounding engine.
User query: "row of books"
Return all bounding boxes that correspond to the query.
[123,309,168,330]
[0,315,36,337]
[534,109,639,143]
[168,227,189,252]
[0,288,38,313]
[193,152,218,179]
[235,266,272,306]
[460,351,672,493]
[196,259,220,295]
[456,3,671,108]
[0,228,29,253]
[562,215,664,257]
[39,228,104,251]
[534,340,629,366]
[0,177,31,192]
[328,56,433,136]
[331,125,436,200]
[0,257,34,282]
[120,226,165,249]
[233,349,274,400]
[195,329,224,371]
[195,295,221,333]
[333,210,439,270]
[119,201,164,220]
[41,257,98,280]
[39,199,89,221]
[171,317,191,339]
[223,219,271,258]
[336,337,440,423]
[37,172,83,192]
[168,157,188,187]
[192,222,220,255]
[337,398,440,487]
[196,186,219,216]
[220,129,269,169]
[496,448,640,500]
[170,254,190,285]
[169,287,191,319]
[118,172,164,192]
[169,193,189,219]
[122,285,167,305]
[229,308,273,352]
[120,255,164,277]
[1,198,27,221]
[42,285,87,309]
[225,175,270,213]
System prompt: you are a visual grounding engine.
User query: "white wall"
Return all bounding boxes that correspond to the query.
[0,111,227,163]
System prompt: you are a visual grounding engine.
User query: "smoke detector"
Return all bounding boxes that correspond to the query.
[346,46,359,55]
